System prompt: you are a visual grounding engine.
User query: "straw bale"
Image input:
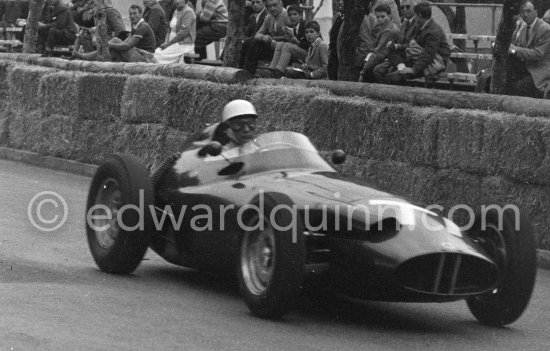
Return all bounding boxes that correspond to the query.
[436,109,486,172]
[168,79,249,132]
[0,60,14,90]
[0,115,9,145]
[481,115,550,185]
[114,123,167,171]
[8,65,58,111]
[164,127,193,153]
[70,119,124,163]
[76,73,128,121]
[479,175,550,250]
[121,75,182,124]
[305,95,438,166]
[39,71,84,117]
[247,84,328,134]
[6,109,45,151]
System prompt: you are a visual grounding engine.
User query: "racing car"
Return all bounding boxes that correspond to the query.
[85,131,537,326]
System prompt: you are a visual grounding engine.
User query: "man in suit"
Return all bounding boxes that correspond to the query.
[243,0,290,75]
[38,0,78,55]
[385,2,450,84]
[143,0,167,48]
[239,0,267,67]
[373,0,418,83]
[507,0,550,98]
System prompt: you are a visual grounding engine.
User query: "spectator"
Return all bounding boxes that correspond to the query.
[70,0,95,27]
[154,0,196,64]
[327,0,344,80]
[1,0,28,28]
[74,4,156,62]
[358,4,399,82]
[159,0,176,20]
[243,0,290,75]
[143,0,168,48]
[371,0,400,26]
[507,0,550,98]
[284,21,328,79]
[373,0,418,83]
[72,0,128,56]
[239,0,267,68]
[385,2,450,84]
[263,4,308,78]
[38,0,78,56]
[194,0,228,59]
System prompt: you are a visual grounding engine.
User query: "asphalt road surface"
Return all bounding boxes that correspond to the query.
[1,159,549,351]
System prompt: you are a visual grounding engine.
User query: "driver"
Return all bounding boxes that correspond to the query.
[221,99,258,150]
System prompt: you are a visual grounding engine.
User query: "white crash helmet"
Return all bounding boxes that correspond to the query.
[222,99,258,122]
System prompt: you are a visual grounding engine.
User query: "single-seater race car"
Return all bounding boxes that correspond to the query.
[85,131,537,326]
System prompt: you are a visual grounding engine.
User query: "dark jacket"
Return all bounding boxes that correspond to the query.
[143,3,168,48]
[412,18,450,75]
[288,19,308,50]
[40,2,78,34]
[245,8,267,38]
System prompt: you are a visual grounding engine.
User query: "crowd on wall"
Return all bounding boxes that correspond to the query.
[1,0,550,96]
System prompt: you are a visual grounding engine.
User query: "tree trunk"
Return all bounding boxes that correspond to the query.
[491,0,521,94]
[23,0,45,54]
[95,9,111,61]
[337,0,370,81]
[223,0,246,68]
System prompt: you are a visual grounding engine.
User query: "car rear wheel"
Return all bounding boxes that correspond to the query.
[239,194,305,319]
[86,154,154,274]
[466,207,537,326]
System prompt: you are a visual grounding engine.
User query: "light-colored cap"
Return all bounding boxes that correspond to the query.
[221,99,258,122]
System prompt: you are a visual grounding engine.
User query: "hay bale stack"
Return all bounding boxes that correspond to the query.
[168,79,249,132]
[121,75,183,124]
[0,114,9,145]
[113,123,167,171]
[305,95,438,166]
[39,71,84,117]
[8,65,58,111]
[164,127,193,153]
[247,84,328,134]
[0,60,14,91]
[76,73,128,121]
[6,109,45,150]
[435,109,486,172]
[479,176,550,249]
[481,115,550,186]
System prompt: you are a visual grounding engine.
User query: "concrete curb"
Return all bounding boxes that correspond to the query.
[1,146,549,270]
[0,147,97,177]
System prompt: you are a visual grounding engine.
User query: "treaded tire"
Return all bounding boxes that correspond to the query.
[86,154,154,274]
[466,207,537,326]
[238,193,305,319]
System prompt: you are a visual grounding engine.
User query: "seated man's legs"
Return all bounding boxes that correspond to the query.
[194,22,227,59]
[373,60,391,83]
[243,38,273,75]
[269,41,285,70]
[273,42,306,74]
[511,74,543,98]
[239,37,252,68]
[45,28,77,51]
[37,25,50,52]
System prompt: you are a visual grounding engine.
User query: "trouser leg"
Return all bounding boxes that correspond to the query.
[194,22,227,59]
[277,43,306,72]
[243,38,272,75]
[269,41,284,69]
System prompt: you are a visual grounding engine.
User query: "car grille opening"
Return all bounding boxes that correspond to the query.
[396,253,499,296]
